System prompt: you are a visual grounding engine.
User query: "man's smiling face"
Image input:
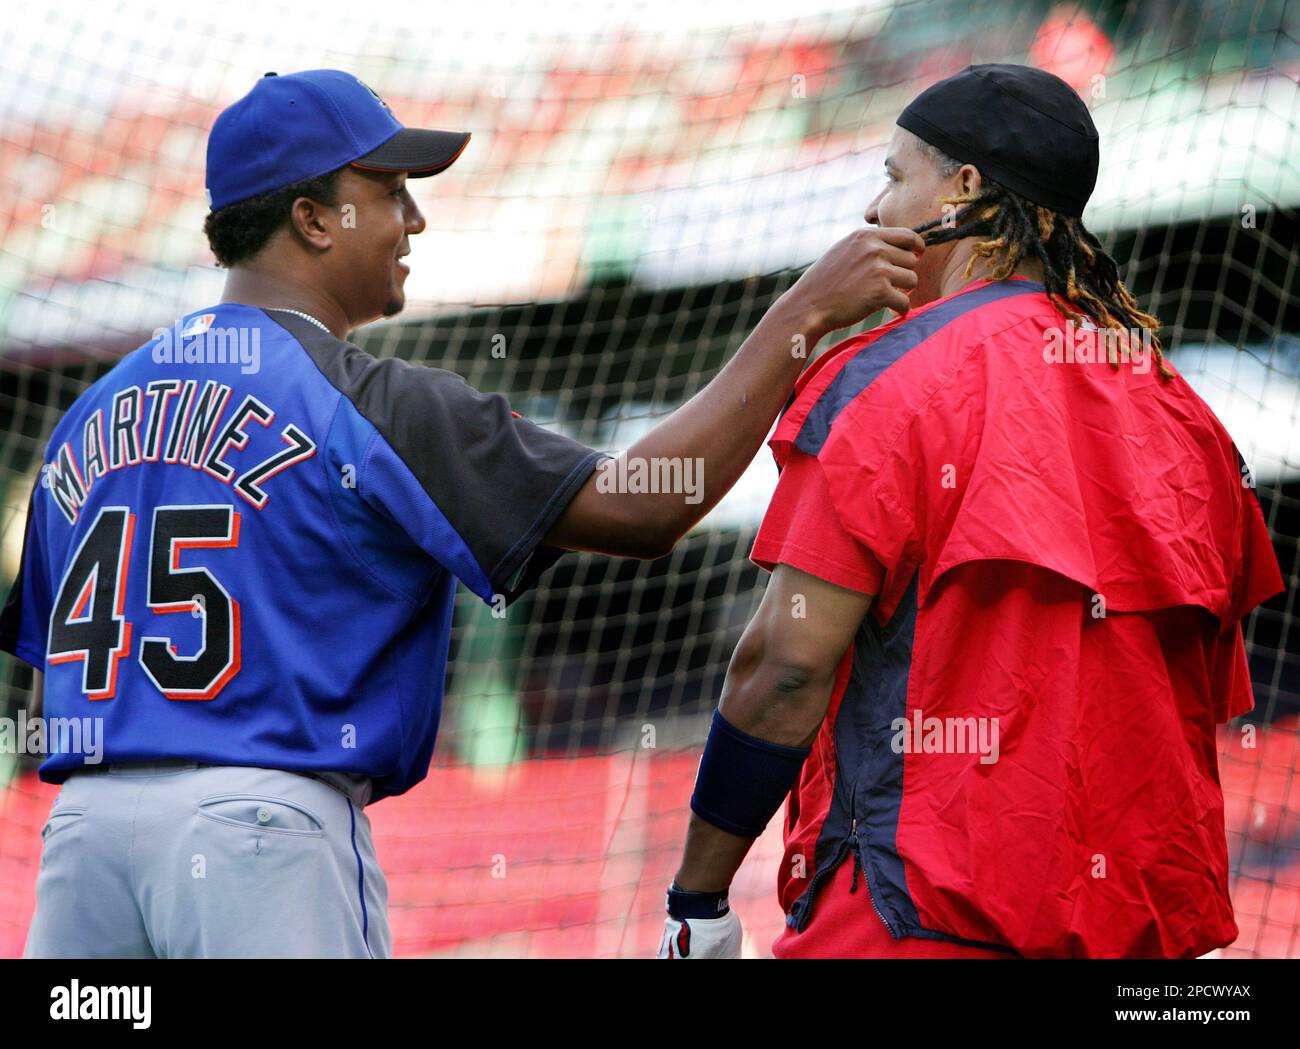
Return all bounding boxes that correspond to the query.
[329,166,427,322]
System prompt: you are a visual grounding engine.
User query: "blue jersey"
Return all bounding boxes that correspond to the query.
[0,304,602,802]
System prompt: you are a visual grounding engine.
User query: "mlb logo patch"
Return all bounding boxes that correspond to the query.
[181,313,216,337]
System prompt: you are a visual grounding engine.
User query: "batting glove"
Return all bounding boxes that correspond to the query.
[657,883,743,959]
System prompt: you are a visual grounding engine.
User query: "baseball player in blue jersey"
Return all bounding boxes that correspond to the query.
[0,69,923,958]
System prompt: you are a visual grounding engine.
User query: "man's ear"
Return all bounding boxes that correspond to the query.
[957,163,983,199]
[287,195,335,252]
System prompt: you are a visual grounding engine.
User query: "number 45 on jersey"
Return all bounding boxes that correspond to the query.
[48,504,240,701]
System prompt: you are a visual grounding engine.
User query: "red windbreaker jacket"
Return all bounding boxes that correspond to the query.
[751,276,1284,958]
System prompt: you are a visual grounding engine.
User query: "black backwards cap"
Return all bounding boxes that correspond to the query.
[896,63,1099,218]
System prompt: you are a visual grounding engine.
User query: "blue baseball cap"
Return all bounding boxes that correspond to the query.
[205,69,471,210]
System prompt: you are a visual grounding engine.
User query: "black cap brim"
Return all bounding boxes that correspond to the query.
[352,127,471,178]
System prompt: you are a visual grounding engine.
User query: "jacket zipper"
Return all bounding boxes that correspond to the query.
[847,814,896,937]
[792,789,896,937]
[790,835,853,931]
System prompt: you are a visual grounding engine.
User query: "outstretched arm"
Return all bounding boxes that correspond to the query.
[544,227,922,558]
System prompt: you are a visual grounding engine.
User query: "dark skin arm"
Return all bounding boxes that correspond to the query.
[543,228,923,558]
[211,174,919,561]
[671,564,874,892]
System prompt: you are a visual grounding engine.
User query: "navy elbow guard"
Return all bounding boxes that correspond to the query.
[689,709,812,838]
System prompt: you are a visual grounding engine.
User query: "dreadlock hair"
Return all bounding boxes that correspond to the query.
[912,141,1172,380]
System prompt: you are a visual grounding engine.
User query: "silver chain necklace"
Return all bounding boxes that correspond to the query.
[268,307,331,335]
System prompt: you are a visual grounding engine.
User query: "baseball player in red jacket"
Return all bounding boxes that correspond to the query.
[659,64,1283,960]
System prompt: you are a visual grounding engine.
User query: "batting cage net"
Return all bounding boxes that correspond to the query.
[0,0,1296,957]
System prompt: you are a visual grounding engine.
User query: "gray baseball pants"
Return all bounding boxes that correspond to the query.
[23,761,391,958]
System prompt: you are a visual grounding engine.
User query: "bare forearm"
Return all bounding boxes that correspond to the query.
[668,567,873,910]
[673,664,836,892]
[618,297,825,545]
[673,814,754,893]
[548,227,922,559]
